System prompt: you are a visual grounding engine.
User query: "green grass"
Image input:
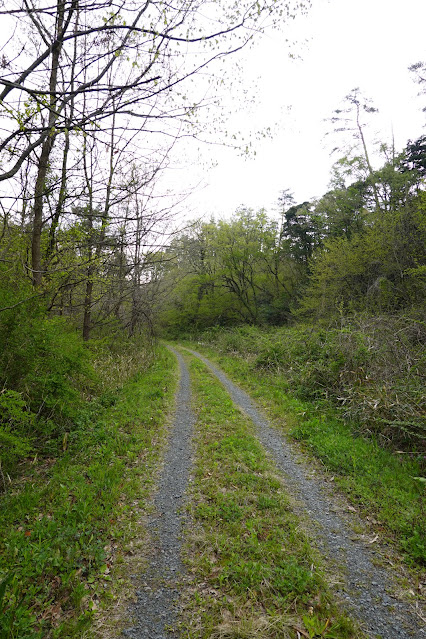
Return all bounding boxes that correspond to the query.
[180,340,425,569]
[0,345,177,639]
[180,352,361,639]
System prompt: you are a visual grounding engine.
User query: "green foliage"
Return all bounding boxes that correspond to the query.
[0,280,88,403]
[159,135,425,338]
[300,195,426,317]
[159,209,304,333]
[314,182,367,240]
[280,200,323,265]
[0,391,34,478]
[195,317,426,449]
[0,285,92,474]
[0,345,176,637]
[182,353,358,638]
[0,273,157,479]
[183,337,425,566]
[291,414,425,565]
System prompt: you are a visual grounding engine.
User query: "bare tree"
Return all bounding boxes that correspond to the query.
[328,88,381,210]
[1,0,299,296]
[0,0,307,338]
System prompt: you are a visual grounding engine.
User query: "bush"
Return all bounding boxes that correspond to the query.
[0,390,34,479]
[0,276,158,479]
[1,314,91,420]
[197,315,426,450]
[0,282,94,477]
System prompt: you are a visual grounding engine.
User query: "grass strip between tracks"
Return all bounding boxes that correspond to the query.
[181,352,361,639]
[0,346,177,639]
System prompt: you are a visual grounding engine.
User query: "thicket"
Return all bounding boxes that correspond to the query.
[0,274,154,487]
[195,317,426,452]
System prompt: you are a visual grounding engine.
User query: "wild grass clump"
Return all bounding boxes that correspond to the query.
[88,331,155,395]
[198,314,425,451]
[291,412,426,564]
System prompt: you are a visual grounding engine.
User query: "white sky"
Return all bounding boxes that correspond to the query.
[1,0,425,224]
[170,0,426,220]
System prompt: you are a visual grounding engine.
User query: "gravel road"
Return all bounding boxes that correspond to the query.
[186,348,425,639]
[122,347,194,639]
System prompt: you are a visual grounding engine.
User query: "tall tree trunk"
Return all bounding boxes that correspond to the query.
[83,275,93,341]
[82,134,94,341]
[81,106,117,340]
[130,196,142,336]
[82,206,94,341]
[31,0,65,286]
[32,136,56,286]
[355,101,381,212]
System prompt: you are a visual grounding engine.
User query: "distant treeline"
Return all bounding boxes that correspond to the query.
[158,135,426,333]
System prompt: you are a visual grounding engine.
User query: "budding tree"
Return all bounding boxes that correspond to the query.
[0,0,308,334]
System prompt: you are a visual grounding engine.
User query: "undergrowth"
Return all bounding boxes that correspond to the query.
[181,335,426,568]
[0,280,157,483]
[0,345,176,638]
[181,353,361,639]
[194,314,426,450]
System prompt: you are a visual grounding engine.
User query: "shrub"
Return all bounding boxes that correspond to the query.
[197,314,426,450]
[0,282,94,476]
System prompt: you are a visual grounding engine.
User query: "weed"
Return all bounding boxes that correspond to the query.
[181,353,360,638]
[182,335,426,567]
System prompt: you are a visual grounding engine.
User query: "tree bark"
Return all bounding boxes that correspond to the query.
[31,0,65,286]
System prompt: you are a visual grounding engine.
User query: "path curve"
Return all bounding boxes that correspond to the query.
[122,347,194,638]
[186,348,425,639]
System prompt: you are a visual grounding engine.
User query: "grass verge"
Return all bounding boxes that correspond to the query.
[181,352,361,639]
[180,341,425,570]
[0,345,177,639]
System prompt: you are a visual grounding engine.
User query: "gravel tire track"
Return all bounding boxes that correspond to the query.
[185,348,425,639]
[122,347,194,639]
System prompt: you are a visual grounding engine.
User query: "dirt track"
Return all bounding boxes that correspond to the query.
[121,346,425,639]
[122,347,194,638]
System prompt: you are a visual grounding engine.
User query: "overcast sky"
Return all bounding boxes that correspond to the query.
[170,0,426,220]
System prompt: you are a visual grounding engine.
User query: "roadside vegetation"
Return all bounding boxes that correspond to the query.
[1,18,425,634]
[0,337,177,638]
[181,352,361,639]
[191,317,425,450]
[180,328,425,568]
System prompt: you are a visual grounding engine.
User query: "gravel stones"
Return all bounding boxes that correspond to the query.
[187,349,425,639]
[121,347,194,638]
